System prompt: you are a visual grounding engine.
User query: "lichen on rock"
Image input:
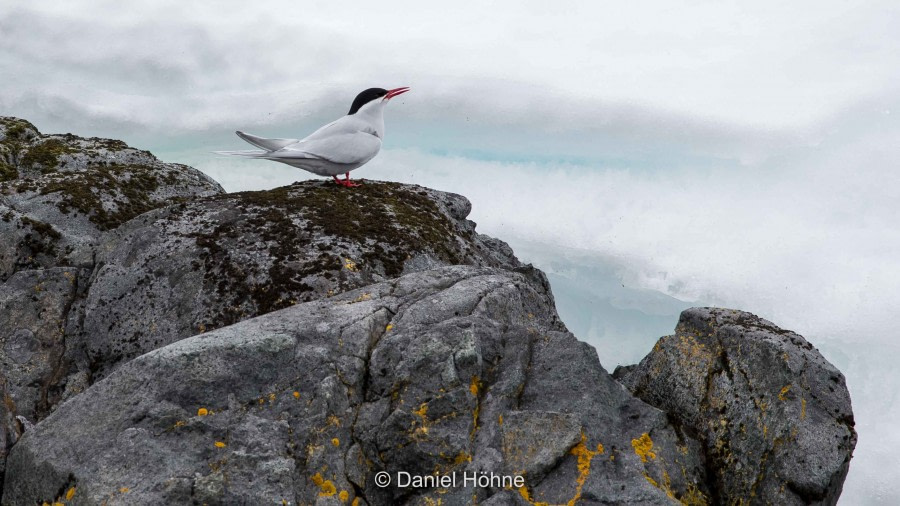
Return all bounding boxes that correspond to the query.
[0,118,856,506]
[70,179,524,383]
[616,308,857,505]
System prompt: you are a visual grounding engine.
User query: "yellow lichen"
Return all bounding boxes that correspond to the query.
[778,385,791,401]
[643,469,688,503]
[515,433,603,506]
[386,323,394,332]
[350,292,371,303]
[565,434,605,504]
[339,490,349,502]
[344,258,358,272]
[469,376,482,438]
[119,487,130,493]
[269,393,276,402]
[453,452,472,465]
[469,376,481,396]
[65,487,76,500]
[682,484,710,506]
[632,433,656,462]
[197,407,209,416]
[352,498,360,506]
[214,441,226,448]
[312,473,337,497]
[498,414,503,426]
[801,398,807,420]
[293,391,300,399]
[412,403,430,436]
[517,485,549,506]
[332,438,340,447]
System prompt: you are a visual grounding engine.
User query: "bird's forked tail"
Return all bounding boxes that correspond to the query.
[213,131,301,157]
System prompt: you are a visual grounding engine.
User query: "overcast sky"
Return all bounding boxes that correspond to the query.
[3,1,899,131]
[3,2,899,503]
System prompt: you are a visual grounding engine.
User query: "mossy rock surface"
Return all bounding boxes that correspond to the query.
[0,162,17,183]
[73,180,522,382]
[0,116,224,280]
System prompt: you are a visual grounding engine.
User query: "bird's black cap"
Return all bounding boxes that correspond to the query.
[348,88,388,115]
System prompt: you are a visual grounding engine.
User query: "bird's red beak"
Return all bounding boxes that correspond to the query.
[384,87,410,100]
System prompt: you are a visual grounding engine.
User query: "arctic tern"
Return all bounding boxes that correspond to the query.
[216,87,410,187]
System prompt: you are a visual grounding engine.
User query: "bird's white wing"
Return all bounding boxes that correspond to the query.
[275,131,382,165]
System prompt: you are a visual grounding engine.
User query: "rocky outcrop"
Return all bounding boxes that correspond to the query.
[69,180,522,382]
[615,308,856,505]
[4,266,711,505]
[0,117,224,279]
[0,117,224,489]
[0,117,856,505]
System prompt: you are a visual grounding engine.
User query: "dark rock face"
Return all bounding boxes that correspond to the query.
[616,308,857,505]
[3,267,709,506]
[0,118,856,505]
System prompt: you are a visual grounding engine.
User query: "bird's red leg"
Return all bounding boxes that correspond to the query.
[344,172,361,187]
[332,175,346,186]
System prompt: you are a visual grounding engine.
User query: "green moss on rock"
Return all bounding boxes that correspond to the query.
[35,163,163,230]
[228,181,465,275]
[21,138,74,172]
[183,181,471,327]
[0,161,17,182]
[0,117,38,141]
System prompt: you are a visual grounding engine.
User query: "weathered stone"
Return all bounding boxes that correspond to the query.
[0,116,224,281]
[67,180,525,383]
[0,118,857,505]
[500,411,582,481]
[3,267,707,505]
[0,267,81,489]
[617,307,857,505]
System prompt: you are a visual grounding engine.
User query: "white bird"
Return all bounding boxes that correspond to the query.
[216,87,410,187]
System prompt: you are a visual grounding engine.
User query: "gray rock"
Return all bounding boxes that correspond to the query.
[616,307,857,505]
[3,267,708,505]
[0,267,81,489]
[0,116,224,492]
[67,180,525,383]
[0,116,224,281]
[0,118,856,505]
[500,411,582,481]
